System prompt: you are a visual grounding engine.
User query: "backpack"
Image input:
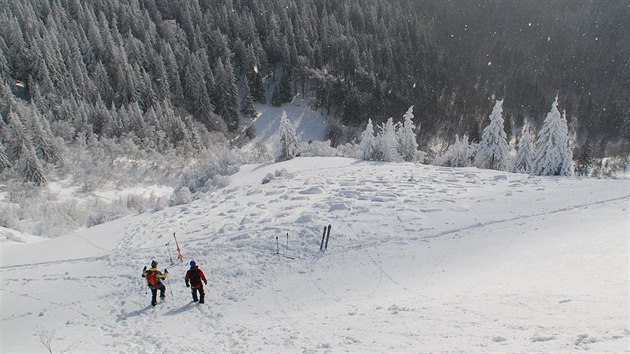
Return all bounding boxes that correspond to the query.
[145,269,158,288]
[188,268,201,286]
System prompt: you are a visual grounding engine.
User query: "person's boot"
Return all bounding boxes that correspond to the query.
[199,295,204,304]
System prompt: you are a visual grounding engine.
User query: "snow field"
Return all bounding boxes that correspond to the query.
[1,157,628,353]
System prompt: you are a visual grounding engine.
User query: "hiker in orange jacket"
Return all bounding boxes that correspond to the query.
[142,260,169,306]
[185,260,207,303]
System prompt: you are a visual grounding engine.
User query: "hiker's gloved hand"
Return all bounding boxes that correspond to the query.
[143,266,147,271]
[204,280,207,285]
[164,269,168,274]
[186,283,190,288]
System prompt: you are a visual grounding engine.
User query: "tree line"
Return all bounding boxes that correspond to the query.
[0,0,628,185]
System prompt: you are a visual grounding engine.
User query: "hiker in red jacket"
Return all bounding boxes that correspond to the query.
[142,260,169,306]
[185,260,207,303]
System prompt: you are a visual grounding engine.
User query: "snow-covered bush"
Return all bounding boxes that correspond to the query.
[153,196,169,211]
[262,169,294,184]
[170,187,193,206]
[300,140,338,157]
[595,156,629,179]
[179,149,242,195]
[337,142,360,159]
[434,135,475,167]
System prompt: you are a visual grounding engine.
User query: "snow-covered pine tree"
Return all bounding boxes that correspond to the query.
[271,71,293,106]
[513,122,535,174]
[397,105,418,162]
[184,53,214,129]
[240,78,257,118]
[435,134,473,167]
[359,118,376,160]
[213,57,240,133]
[474,99,509,171]
[28,105,63,166]
[223,57,240,133]
[19,142,47,186]
[5,108,28,161]
[559,110,573,174]
[0,142,9,172]
[276,111,300,162]
[533,96,572,176]
[575,140,592,176]
[377,118,400,162]
[0,112,8,143]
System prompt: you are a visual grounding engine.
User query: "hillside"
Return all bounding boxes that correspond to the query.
[1,157,628,353]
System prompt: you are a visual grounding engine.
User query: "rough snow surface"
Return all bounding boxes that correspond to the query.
[1,157,629,353]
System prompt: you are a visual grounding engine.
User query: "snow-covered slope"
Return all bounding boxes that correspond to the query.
[1,157,628,353]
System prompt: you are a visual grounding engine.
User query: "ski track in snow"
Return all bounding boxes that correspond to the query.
[1,158,629,353]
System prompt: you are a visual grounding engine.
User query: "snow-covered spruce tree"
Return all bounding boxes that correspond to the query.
[397,105,419,162]
[435,134,474,167]
[0,142,9,172]
[240,78,257,118]
[271,71,293,106]
[184,52,215,131]
[474,99,509,171]
[19,142,47,186]
[276,112,300,162]
[28,105,63,166]
[559,110,573,174]
[5,108,29,161]
[533,96,572,176]
[358,118,376,160]
[575,140,593,176]
[513,122,535,174]
[213,57,240,133]
[377,118,401,162]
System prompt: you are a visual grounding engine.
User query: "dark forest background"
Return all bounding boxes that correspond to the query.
[1,0,629,167]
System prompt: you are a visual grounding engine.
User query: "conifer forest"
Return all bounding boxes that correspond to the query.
[0,0,629,186]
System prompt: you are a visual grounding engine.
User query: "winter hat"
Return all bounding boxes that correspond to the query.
[190,260,196,267]
[151,260,157,267]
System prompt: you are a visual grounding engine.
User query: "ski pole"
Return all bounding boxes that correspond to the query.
[165,243,174,264]
[325,224,331,250]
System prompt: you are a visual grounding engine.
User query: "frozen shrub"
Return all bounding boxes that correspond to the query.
[170,187,193,206]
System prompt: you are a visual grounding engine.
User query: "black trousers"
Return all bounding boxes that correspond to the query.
[150,283,166,305]
[191,287,205,303]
